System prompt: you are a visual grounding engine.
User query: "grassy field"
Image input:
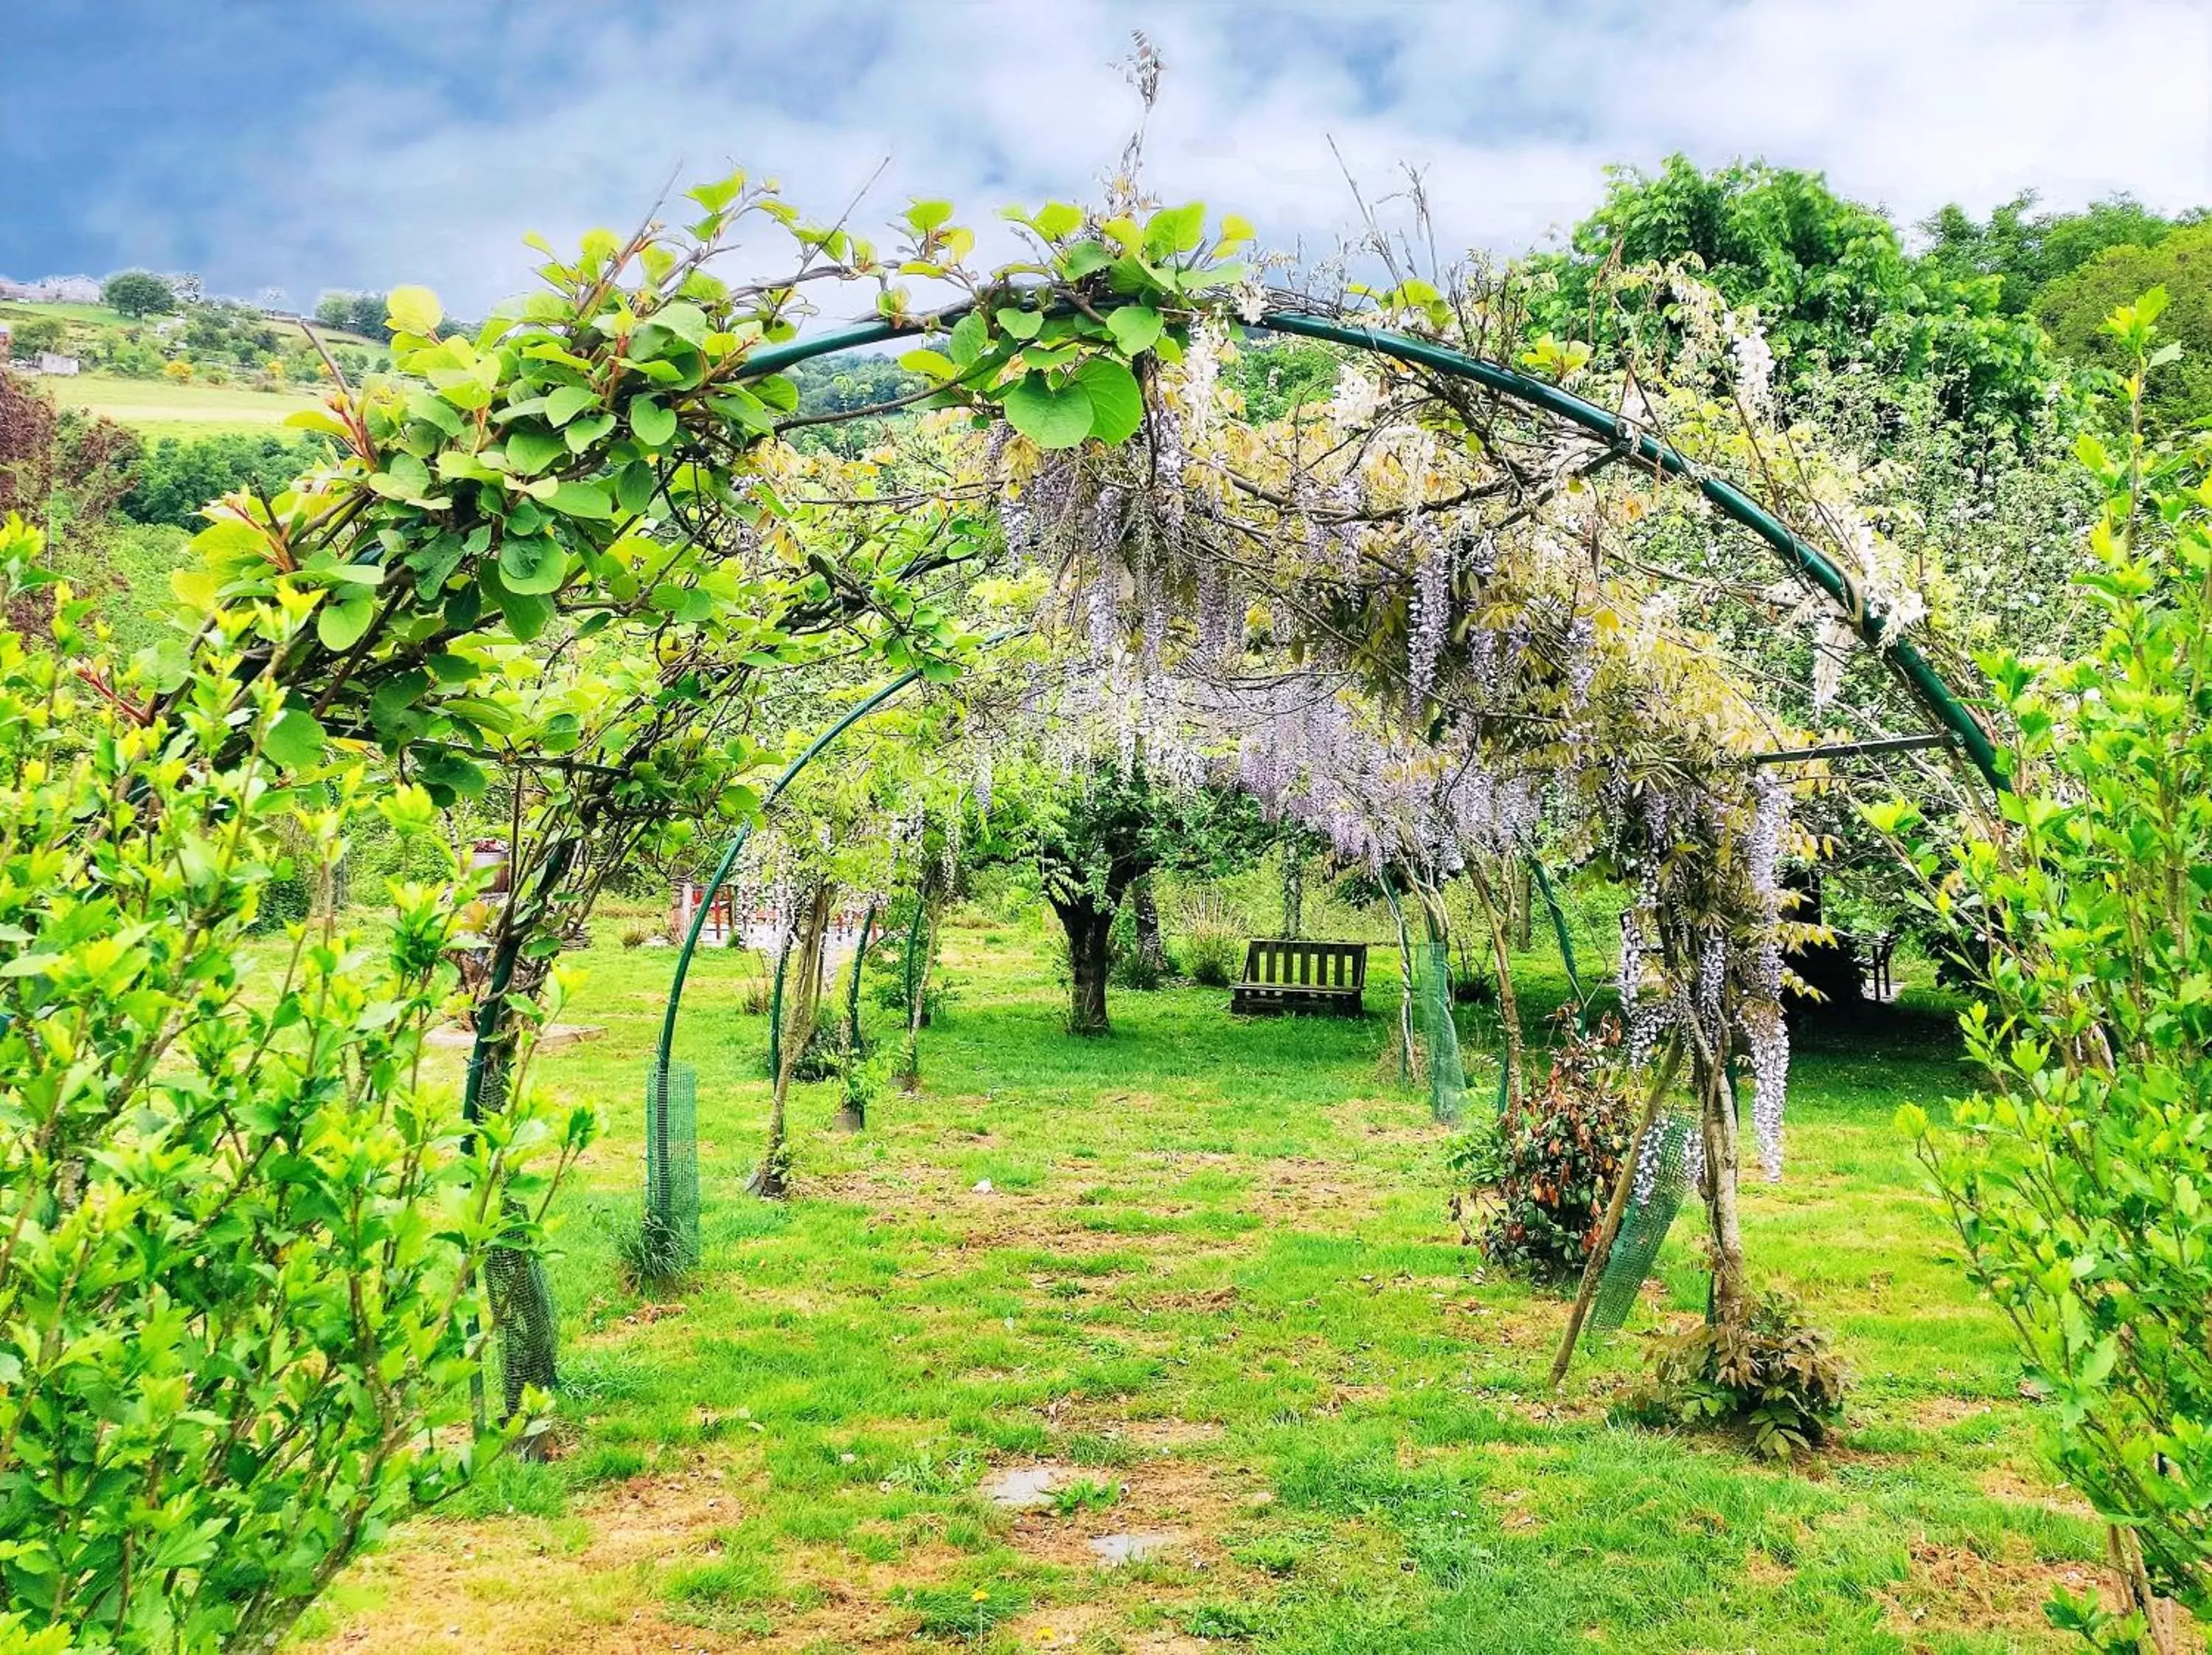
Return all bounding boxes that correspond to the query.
[51,371,322,436]
[288,903,2139,1655]
[0,296,380,350]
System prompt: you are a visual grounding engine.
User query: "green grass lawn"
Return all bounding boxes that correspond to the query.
[52,370,322,436]
[291,906,2127,1655]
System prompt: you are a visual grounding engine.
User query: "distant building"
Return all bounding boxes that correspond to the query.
[29,353,80,376]
[0,275,100,305]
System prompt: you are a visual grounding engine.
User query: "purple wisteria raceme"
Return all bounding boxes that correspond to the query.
[1408,541,1450,709]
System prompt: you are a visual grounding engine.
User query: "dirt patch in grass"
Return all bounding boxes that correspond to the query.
[1980,1464,2101,1522]
[296,1513,717,1654]
[1879,1539,2143,1649]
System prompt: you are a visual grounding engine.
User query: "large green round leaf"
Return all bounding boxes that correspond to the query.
[1075,358,1144,445]
[315,592,376,652]
[1106,305,1163,357]
[386,285,442,336]
[264,708,327,771]
[498,534,566,596]
[630,398,678,449]
[1004,371,1093,450]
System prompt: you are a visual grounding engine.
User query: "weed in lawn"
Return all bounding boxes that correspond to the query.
[897,1581,1030,1640]
[1050,1477,1121,1516]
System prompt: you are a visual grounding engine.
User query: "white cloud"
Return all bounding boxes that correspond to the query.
[122,0,2212,310]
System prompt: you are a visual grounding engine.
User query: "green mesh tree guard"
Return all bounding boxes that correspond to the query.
[1380,877,1470,1123]
[643,1059,700,1274]
[484,1222,559,1418]
[1415,927,1467,1125]
[1586,1111,1697,1336]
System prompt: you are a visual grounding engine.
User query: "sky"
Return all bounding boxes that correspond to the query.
[5,0,2211,316]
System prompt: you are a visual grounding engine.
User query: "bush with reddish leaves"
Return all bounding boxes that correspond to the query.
[1477,1015,1638,1285]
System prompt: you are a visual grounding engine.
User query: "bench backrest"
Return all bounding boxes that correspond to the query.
[1240,939,1368,990]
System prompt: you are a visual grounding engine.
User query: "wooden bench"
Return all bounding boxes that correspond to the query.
[1230,939,1368,1017]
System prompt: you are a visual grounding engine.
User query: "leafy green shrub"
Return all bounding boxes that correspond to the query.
[118,432,330,530]
[1442,1115,1508,1192]
[1641,1290,1848,1460]
[1887,294,2212,1637]
[1108,942,1164,990]
[1178,924,1245,988]
[1478,1016,1635,1283]
[866,947,951,1024]
[0,517,592,1653]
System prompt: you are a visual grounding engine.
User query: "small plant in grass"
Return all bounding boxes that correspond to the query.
[1186,1600,1265,1639]
[619,920,657,948]
[833,1049,892,1132]
[1477,1014,1637,1283]
[1051,1477,1121,1516]
[1178,924,1245,988]
[618,1209,695,1291]
[1638,1289,1847,1460]
[1108,941,1165,990]
[1230,1532,1312,1576]
[896,1582,1029,1642]
[1065,1432,1135,1468]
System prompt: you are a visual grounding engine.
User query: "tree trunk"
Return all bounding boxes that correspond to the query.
[785,881,834,1058]
[461,836,577,1447]
[1509,859,1534,951]
[1410,877,1469,1119]
[1697,1049,1749,1329]
[750,915,806,1200]
[1055,897,1114,1036]
[1281,845,1304,939]
[1385,878,1417,1081]
[1133,875,1168,972]
[894,875,939,1090]
[832,904,877,1132]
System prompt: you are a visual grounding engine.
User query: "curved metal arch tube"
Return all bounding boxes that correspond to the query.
[653,628,1022,1083]
[742,310,2003,793]
[653,665,928,1084]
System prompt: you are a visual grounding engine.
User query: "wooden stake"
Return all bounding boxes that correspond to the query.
[1548,1036,1685,1389]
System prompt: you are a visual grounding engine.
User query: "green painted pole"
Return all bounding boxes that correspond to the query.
[740,309,2004,794]
[846,901,877,1053]
[1526,856,1589,1026]
[1250,313,2005,794]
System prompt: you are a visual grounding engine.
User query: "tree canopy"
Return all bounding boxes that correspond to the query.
[100,268,174,319]
[1531,154,2054,433]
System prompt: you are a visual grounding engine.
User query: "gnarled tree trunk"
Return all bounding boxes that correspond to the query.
[1053,893,1116,1036]
[1697,1048,1748,1329]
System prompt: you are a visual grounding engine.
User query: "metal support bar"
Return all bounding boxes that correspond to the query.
[1749,732,1955,766]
